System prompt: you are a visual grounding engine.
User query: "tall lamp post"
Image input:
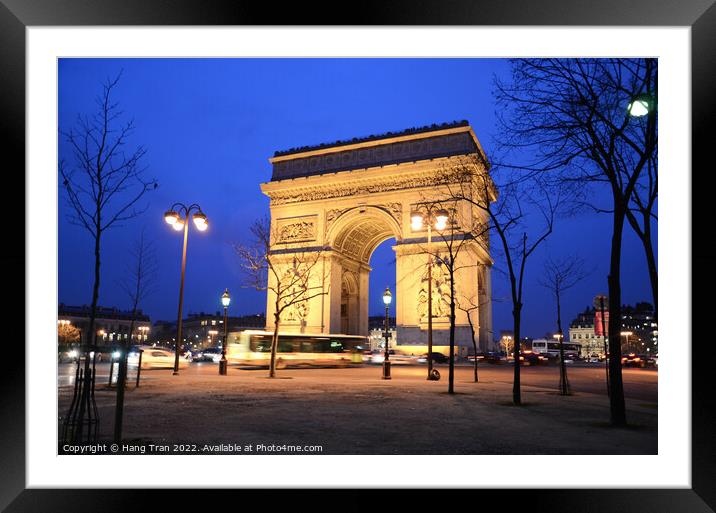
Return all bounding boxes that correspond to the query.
[410,207,449,380]
[382,287,392,380]
[220,288,230,375]
[164,203,208,375]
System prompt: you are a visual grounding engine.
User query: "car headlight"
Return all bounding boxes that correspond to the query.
[68,350,78,358]
[112,351,121,359]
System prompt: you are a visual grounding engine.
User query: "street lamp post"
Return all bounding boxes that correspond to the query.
[553,331,569,395]
[621,331,633,354]
[164,203,208,375]
[220,288,230,375]
[411,207,448,380]
[382,287,392,380]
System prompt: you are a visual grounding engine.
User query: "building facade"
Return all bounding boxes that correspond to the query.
[58,304,151,347]
[568,302,657,357]
[151,312,267,350]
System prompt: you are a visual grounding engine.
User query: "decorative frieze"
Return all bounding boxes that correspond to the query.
[267,169,469,206]
[275,215,317,243]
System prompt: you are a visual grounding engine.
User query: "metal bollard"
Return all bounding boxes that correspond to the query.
[108,355,115,387]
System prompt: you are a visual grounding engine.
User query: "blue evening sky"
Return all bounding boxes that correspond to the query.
[58,58,656,339]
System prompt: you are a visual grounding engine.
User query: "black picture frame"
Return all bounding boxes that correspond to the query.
[2,1,713,511]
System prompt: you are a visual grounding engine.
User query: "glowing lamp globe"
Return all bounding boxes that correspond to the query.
[434,209,449,230]
[410,211,424,231]
[382,287,392,306]
[164,210,180,225]
[628,94,652,117]
[221,288,231,308]
[193,212,208,231]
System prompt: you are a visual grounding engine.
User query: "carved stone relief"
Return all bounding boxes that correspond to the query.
[417,260,451,320]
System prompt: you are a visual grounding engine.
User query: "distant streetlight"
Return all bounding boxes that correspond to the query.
[137,325,149,342]
[382,287,392,380]
[164,202,208,375]
[410,206,449,381]
[220,288,230,376]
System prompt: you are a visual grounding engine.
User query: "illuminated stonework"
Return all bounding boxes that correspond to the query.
[261,123,495,351]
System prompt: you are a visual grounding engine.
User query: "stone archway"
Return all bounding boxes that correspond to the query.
[260,122,495,352]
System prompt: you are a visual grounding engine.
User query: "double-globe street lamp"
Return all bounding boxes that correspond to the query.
[382,287,392,380]
[410,207,449,380]
[220,288,231,376]
[164,203,208,375]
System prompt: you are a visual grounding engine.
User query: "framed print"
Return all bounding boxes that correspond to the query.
[1,0,714,511]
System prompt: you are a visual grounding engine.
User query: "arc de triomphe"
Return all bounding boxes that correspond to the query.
[260,121,495,352]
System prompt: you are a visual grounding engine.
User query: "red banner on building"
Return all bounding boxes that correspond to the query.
[594,310,610,337]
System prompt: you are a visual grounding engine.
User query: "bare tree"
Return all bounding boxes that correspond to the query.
[58,322,81,348]
[494,58,657,425]
[114,229,157,442]
[417,199,491,394]
[456,294,491,383]
[539,255,589,395]
[234,217,328,378]
[443,160,561,405]
[59,71,156,440]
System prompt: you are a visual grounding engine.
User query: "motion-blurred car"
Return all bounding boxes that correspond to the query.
[485,352,508,364]
[58,347,80,363]
[417,352,449,364]
[621,353,646,368]
[520,350,547,365]
[127,347,189,370]
[466,353,486,362]
[370,350,416,364]
[193,347,223,363]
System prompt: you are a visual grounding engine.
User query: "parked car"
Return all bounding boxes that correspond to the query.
[417,352,449,364]
[466,352,486,362]
[127,347,189,370]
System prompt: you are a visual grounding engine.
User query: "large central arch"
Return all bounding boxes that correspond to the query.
[260,122,495,352]
[328,205,401,335]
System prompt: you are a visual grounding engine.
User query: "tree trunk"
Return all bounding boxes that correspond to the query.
[642,220,658,318]
[466,313,478,383]
[74,231,101,442]
[448,267,456,394]
[626,208,658,318]
[269,310,280,378]
[557,293,569,395]
[608,205,627,426]
[512,303,522,405]
[114,317,133,442]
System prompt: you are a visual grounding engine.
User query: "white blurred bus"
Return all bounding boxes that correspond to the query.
[226,330,368,369]
[530,339,581,360]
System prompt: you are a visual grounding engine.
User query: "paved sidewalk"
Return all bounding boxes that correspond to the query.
[58,365,657,455]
